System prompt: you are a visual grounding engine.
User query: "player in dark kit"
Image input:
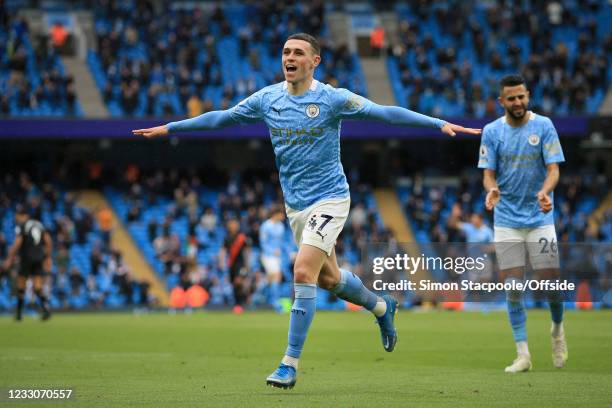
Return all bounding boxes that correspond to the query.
[3,205,53,321]
[219,219,252,314]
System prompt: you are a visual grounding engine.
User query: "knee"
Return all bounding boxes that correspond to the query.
[318,273,339,290]
[293,262,316,284]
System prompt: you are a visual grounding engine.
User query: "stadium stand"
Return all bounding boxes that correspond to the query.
[386,1,611,116]
[0,2,83,117]
[1,1,610,313]
[87,0,367,117]
[398,169,610,244]
[106,167,387,309]
[0,172,150,312]
[396,169,611,306]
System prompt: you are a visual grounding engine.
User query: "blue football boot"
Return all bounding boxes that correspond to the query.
[266,364,297,389]
[376,294,398,352]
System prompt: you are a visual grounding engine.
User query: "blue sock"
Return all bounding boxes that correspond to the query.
[549,295,564,325]
[506,278,527,342]
[285,283,317,359]
[331,269,378,310]
[269,281,280,306]
[507,299,527,342]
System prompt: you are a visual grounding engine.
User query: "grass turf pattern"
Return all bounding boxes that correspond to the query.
[1,310,610,407]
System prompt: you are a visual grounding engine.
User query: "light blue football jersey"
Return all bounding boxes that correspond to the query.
[460,223,494,243]
[478,112,565,228]
[259,219,285,257]
[229,79,373,210]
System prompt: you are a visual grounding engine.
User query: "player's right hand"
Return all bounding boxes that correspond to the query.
[485,188,500,211]
[132,125,169,138]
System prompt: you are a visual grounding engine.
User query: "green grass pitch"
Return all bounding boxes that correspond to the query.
[1,310,611,407]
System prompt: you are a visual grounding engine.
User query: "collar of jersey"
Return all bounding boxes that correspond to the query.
[282,79,319,97]
[501,111,536,126]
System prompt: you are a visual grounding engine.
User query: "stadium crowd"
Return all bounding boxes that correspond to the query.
[90,0,365,117]
[114,165,390,310]
[403,169,611,244]
[387,0,610,116]
[0,4,79,117]
[0,170,151,312]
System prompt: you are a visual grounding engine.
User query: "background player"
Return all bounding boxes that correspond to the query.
[478,75,567,373]
[3,205,52,321]
[218,218,251,314]
[259,205,286,312]
[133,32,481,389]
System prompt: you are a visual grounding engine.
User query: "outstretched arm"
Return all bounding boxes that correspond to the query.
[132,110,236,138]
[366,104,481,137]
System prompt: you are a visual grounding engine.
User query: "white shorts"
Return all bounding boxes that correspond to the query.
[261,255,281,275]
[286,197,350,256]
[494,224,560,270]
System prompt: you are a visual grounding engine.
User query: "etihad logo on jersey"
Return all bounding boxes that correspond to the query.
[499,152,541,168]
[270,127,324,146]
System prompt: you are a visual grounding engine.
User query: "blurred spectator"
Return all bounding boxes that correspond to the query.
[0,232,6,259]
[97,207,113,249]
[69,266,85,296]
[370,27,385,57]
[187,94,204,118]
[50,22,68,50]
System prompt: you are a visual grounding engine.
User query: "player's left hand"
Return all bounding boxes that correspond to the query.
[441,123,482,137]
[536,191,552,213]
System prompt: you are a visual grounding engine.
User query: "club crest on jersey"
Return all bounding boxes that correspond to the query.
[305,104,319,118]
[528,134,540,146]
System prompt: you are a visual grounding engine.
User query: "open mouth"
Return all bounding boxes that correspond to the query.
[285,65,297,73]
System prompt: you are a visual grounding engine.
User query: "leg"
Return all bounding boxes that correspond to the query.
[503,267,528,346]
[495,227,531,372]
[268,197,353,388]
[318,248,382,314]
[267,244,325,389]
[267,272,281,311]
[537,268,564,328]
[285,244,325,359]
[262,255,282,311]
[230,271,245,313]
[32,275,51,320]
[537,267,567,368]
[528,225,567,368]
[15,275,26,321]
[318,248,398,351]
[503,267,532,373]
